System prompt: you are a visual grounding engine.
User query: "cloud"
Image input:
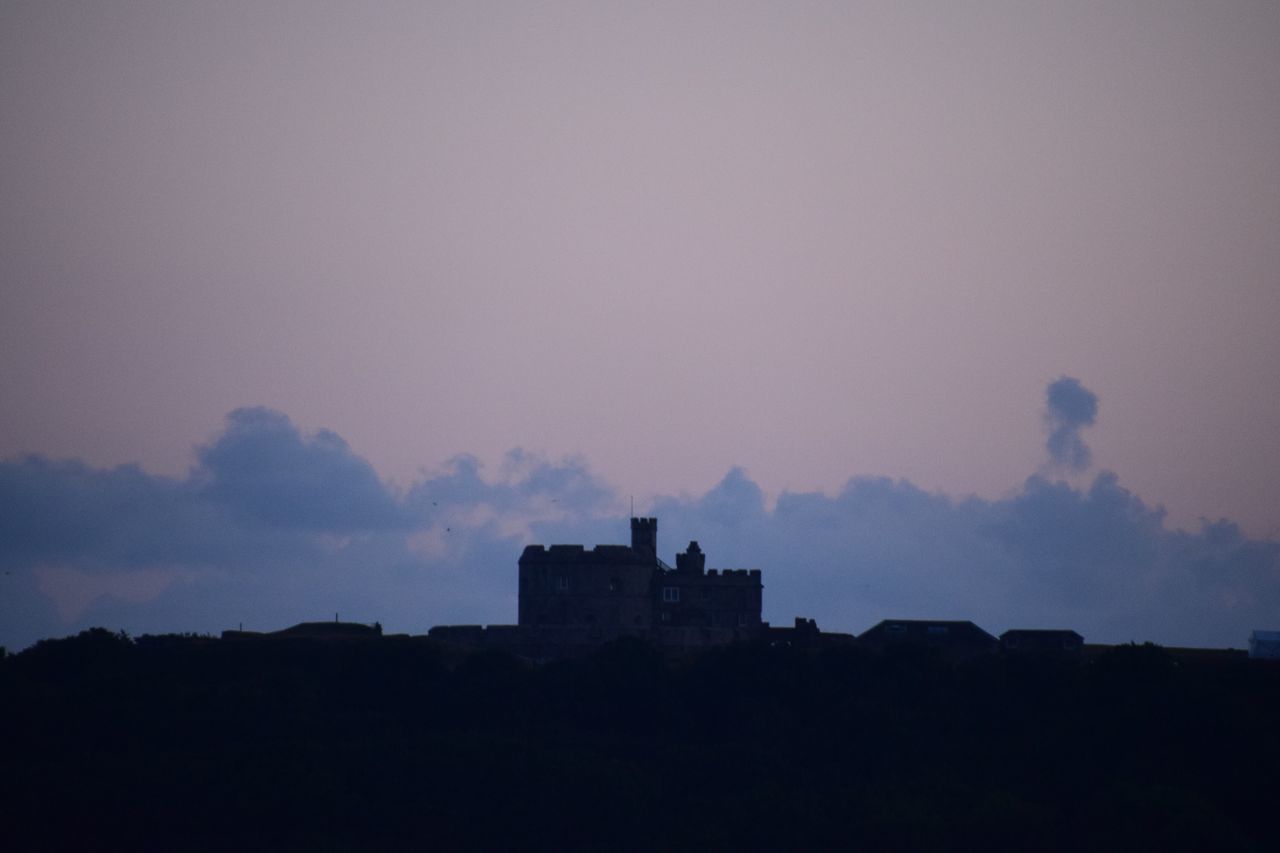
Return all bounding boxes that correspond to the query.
[651,467,767,531]
[36,565,197,622]
[1,401,1277,654]
[406,449,618,532]
[0,456,232,571]
[197,407,407,531]
[1044,376,1099,471]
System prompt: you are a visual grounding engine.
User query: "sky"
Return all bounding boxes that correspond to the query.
[2,2,1278,651]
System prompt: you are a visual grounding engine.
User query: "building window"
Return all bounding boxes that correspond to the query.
[926,625,949,636]
[661,611,671,622]
[662,587,680,603]
[556,576,569,592]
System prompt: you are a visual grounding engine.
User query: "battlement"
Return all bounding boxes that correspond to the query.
[520,543,652,568]
[704,568,762,580]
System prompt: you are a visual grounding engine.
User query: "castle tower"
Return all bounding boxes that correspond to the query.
[676,541,705,575]
[630,517,657,561]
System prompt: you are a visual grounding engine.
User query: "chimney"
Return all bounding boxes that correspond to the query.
[630,517,657,561]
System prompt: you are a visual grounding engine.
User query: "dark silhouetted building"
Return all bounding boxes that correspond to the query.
[513,518,763,656]
[1000,628,1084,657]
[765,617,856,649]
[858,619,998,659]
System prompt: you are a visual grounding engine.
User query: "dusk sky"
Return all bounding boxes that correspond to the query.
[2,2,1278,651]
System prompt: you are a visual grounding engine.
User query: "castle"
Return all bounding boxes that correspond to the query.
[519,517,763,641]
[430,517,764,658]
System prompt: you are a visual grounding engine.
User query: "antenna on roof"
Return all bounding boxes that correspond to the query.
[630,495,634,518]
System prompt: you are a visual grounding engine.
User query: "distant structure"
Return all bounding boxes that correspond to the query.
[766,617,856,649]
[1000,629,1084,657]
[1249,630,1280,660]
[858,619,998,659]
[515,517,763,656]
[222,621,382,641]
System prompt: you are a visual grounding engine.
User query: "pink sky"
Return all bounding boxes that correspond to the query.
[3,1,1279,536]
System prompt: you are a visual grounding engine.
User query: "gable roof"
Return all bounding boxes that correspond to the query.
[859,619,998,645]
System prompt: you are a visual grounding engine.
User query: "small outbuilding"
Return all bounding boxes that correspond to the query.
[1000,629,1084,657]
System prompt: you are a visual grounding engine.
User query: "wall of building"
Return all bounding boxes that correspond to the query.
[518,545,655,637]
[653,568,763,632]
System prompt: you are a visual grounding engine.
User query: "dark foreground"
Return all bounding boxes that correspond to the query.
[3,631,1277,852]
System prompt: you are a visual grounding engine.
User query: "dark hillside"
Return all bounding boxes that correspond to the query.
[2,631,1276,851]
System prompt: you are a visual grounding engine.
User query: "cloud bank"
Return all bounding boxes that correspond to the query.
[2,386,1276,653]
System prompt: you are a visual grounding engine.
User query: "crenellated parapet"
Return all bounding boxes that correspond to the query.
[704,568,762,581]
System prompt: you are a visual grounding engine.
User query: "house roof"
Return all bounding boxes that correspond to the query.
[860,619,998,644]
